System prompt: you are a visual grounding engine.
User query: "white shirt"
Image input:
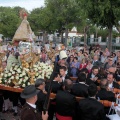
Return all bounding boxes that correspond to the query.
[91,73,95,78]
[79,82,86,84]
[108,83,113,89]
[79,82,88,86]
[62,76,65,82]
[89,96,96,99]
[27,102,36,109]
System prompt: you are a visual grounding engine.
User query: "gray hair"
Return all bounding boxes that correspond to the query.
[35,78,45,88]
[100,78,108,89]
[63,79,73,91]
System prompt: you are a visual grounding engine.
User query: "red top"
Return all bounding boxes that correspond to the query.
[79,63,87,70]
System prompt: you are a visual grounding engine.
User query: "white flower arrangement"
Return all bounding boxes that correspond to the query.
[33,62,53,80]
[1,63,29,88]
[1,62,53,88]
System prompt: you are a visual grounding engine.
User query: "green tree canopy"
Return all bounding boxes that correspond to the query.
[0,7,21,38]
[77,0,120,51]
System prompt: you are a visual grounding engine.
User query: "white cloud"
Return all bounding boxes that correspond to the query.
[0,0,45,11]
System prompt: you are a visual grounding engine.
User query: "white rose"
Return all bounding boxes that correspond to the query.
[18,81,21,84]
[4,74,7,77]
[11,76,14,79]
[36,73,39,76]
[38,67,41,69]
[47,76,50,79]
[22,72,26,76]
[8,80,11,83]
[33,65,37,68]
[1,73,3,76]
[38,75,41,78]
[25,77,28,80]
[24,68,29,72]
[23,79,26,83]
[20,74,23,77]
[41,73,44,77]
[8,73,12,76]
[19,79,22,83]
[5,80,7,83]
[17,68,21,72]
[22,84,26,87]
[16,76,19,80]
[28,82,30,85]
[10,68,13,72]
[14,67,17,70]
[12,71,15,74]
[5,70,8,73]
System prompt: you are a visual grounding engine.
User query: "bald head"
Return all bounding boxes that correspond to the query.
[64,79,73,91]
[100,79,108,89]
[108,67,116,73]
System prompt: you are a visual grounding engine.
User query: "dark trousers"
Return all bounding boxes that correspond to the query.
[0,95,3,112]
[11,92,25,106]
[3,91,25,106]
[48,103,56,120]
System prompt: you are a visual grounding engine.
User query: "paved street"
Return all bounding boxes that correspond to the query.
[0,111,20,120]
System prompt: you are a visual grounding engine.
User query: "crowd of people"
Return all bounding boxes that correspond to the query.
[0,43,120,120]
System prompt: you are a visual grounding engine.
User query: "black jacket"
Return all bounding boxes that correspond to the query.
[71,83,88,98]
[96,88,116,115]
[56,90,77,117]
[113,81,120,89]
[21,103,42,120]
[96,88,115,102]
[35,90,46,113]
[86,73,101,86]
[78,98,106,120]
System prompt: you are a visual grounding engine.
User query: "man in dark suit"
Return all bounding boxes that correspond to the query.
[71,73,88,97]
[107,73,120,89]
[20,85,48,120]
[78,84,106,120]
[93,55,102,67]
[56,79,77,120]
[0,90,3,118]
[35,79,46,113]
[59,66,70,82]
[86,66,101,86]
[45,73,62,120]
[96,78,116,115]
[46,73,62,94]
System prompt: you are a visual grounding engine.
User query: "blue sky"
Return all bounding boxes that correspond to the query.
[0,0,45,11]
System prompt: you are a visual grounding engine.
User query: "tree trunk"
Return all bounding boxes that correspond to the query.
[108,27,112,52]
[84,26,88,45]
[61,32,64,43]
[43,31,46,44]
[65,28,68,47]
[84,31,87,45]
[45,32,48,43]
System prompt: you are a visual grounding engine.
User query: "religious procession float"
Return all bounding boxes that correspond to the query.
[0,10,58,92]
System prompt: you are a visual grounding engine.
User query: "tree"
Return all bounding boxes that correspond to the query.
[28,7,54,43]
[45,0,82,46]
[0,7,21,38]
[78,0,120,51]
